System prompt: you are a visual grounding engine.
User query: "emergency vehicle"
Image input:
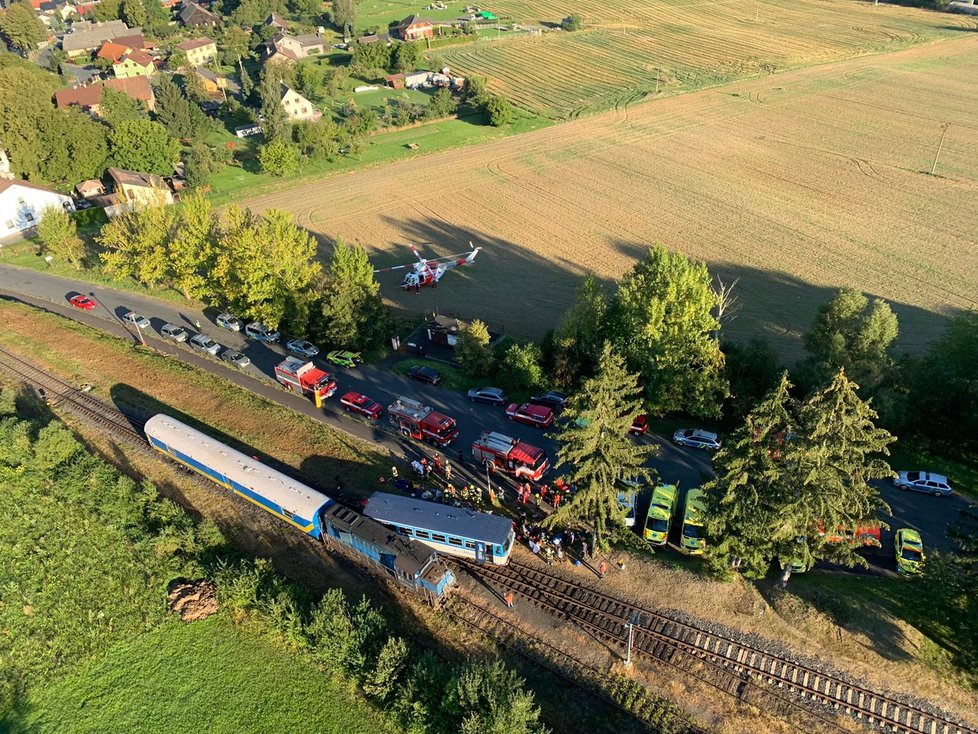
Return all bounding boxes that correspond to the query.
[818,519,882,547]
[274,357,337,407]
[388,397,458,447]
[470,430,549,481]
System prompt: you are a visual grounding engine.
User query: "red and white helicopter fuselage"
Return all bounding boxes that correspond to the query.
[374,243,481,290]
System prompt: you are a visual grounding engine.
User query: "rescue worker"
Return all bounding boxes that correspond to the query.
[504,591,515,609]
[391,465,399,480]
[457,449,465,466]
[444,462,452,482]
[598,560,608,578]
[434,453,443,473]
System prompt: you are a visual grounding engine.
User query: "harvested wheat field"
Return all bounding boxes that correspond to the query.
[246,37,978,356]
[434,0,978,119]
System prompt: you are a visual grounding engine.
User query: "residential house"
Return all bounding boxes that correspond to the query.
[355,33,390,45]
[175,36,217,66]
[62,19,135,57]
[195,66,238,97]
[264,11,288,31]
[113,48,155,78]
[264,31,324,63]
[108,167,174,209]
[393,15,433,41]
[179,2,220,27]
[0,180,74,240]
[55,76,156,114]
[279,84,321,121]
[75,179,105,198]
[96,34,150,63]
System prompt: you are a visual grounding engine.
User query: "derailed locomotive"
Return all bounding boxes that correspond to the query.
[144,413,454,601]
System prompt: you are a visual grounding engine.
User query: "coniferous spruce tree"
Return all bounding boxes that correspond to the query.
[703,373,798,578]
[544,343,657,548]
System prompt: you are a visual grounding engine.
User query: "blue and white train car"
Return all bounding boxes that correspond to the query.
[144,414,334,538]
[323,503,455,601]
[364,492,515,565]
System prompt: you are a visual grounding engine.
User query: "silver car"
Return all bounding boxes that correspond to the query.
[160,323,189,342]
[123,311,151,329]
[189,334,221,356]
[217,313,243,331]
[286,338,319,358]
[221,348,251,368]
[673,428,721,451]
[245,322,280,343]
[893,471,952,497]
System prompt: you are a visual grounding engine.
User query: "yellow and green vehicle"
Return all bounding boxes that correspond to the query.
[680,488,707,555]
[643,483,678,546]
[894,528,925,575]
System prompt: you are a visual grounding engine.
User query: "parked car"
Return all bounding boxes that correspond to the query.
[672,428,721,451]
[74,199,93,210]
[617,489,638,528]
[894,528,925,575]
[530,390,569,410]
[326,350,361,368]
[68,294,97,310]
[245,322,280,343]
[286,338,319,358]
[339,391,384,420]
[160,323,189,342]
[407,365,442,385]
[506,402,554,429]
[630,415,649,435]
[123,311,151,329]
[467,387,507,405]
[189,334,221,356]
[680,488,707,555]
[893,471,952,497]
[217,313,243,331]
[221,349,251,368]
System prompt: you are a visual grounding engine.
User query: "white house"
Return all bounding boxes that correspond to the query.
[279,84,321,121]
[0,179,74,239]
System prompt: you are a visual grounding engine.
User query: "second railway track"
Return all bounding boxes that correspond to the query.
[458,558,977,734]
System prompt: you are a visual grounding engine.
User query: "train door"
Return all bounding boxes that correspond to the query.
[474,541,487,563]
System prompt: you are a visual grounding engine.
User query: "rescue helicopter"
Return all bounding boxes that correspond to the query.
[374,243,481,290]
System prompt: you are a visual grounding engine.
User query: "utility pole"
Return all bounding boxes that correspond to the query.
[931,122,951,175]
[624,611,641,668]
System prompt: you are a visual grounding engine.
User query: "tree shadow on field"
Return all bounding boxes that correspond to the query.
[312,220,959,360]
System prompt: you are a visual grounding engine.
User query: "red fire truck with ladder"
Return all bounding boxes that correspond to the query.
[471,430,549,482]
[274,357,337,408]
[388,397,458,447]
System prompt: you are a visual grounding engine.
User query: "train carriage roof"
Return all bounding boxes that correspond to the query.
[365,492,513,546]
[145,414,332,520]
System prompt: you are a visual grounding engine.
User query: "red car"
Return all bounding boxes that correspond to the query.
[68,294,97,310]
[506,402,554,429]
[630,415,649,435]
[340,391,383,420]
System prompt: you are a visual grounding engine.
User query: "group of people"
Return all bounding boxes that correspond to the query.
[513,476,574,514]
[517,516,593,567]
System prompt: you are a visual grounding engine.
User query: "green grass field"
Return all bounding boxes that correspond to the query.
[8,615,397,734]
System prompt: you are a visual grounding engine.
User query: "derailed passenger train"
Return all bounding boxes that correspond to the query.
[144,414,455,601]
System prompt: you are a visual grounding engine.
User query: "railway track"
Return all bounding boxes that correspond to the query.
[458,558,977,734]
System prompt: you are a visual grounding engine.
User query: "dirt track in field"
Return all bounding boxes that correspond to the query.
[244,37,978,356]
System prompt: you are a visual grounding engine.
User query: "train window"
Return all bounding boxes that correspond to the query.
[448,537,463,547]
[431,534,447,544]
[464,541,475,549]
[415,530,430,539]
[282,508,295,520]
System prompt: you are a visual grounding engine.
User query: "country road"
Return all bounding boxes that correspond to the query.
[0,264,972,565]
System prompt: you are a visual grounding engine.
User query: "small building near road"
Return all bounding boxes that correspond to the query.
[384,73,406,89]
[0,179,74,240]
[75,179,106,199]
[175,36,217,66]
[264,31,325,63]
[264,11,289,31]
[113,48,156,78]
[393,15,434,41]
[108,167,174,209]
[196,66,237,97]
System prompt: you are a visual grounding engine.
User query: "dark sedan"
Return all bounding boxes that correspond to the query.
[531,390,569,410]
[407,365,442,385]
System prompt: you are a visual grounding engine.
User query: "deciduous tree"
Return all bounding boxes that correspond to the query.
[182,68,209,103]
[483,94,512,126]
[153,74,210,141]
[545,343,656,548]
[37,108,109,185]
[259,71,290,142]
[331,0,358,36]
[390,41,421,73]
[317,238,389,350]
[168,191,216,300]
[121,0,147,28]
[498,342,544,392]
[550,272,606,386]
[36,206,86,269]
[100,87,147,126]
[605,244,728,417]
[258,138,300,176]
[99,203,178,287]
[447,659,548,734]
[455,319,494,376]
[0,3,47,55]
[109,118,180,175]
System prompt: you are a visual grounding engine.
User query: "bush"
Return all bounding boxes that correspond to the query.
[498,342,544,392]
[561,13,583,31]
[259,138,301,176]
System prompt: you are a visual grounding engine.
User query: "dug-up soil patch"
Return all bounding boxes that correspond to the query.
[168,579,218,622]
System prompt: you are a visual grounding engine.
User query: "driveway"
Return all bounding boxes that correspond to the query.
[0,264,972,561]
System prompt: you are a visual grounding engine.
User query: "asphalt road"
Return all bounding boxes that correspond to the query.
[0,264,972,564]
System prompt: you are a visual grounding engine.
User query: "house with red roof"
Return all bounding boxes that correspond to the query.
[55,76,156,115]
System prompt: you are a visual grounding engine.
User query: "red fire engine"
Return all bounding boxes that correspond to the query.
[471,430,549,482]
[817,518,882,547]
[274,357,337,407]
[388,396,458,447]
